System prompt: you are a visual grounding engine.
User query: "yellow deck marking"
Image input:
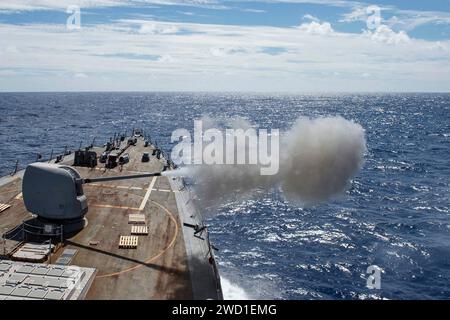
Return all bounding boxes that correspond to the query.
[0,188,19,196]
[89,183,117,189]
[87,176,175,211]
[86,182,174,194]
[91,204,140,211]
[139,176,157,211]
[95,199,179,279]
[93,167,154,175]
[88,183,144,191]
[15,192,23,200]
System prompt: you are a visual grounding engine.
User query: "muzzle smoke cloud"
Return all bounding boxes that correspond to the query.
[279,116,367,206]
[166,116,366,208]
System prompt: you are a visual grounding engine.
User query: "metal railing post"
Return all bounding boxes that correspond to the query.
[10,160,19,176]
[48,238,52,264]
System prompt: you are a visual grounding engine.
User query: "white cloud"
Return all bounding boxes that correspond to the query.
[0,19,449,92]
[209,47,245,57]
[5,45,19,53]
[340,6,367,22]
[298,21,334,35]
[242,8,266,13]
[178,11,195,16]
[428,41,447,52]
[303,14,320,22]
[384,9,450,31]
[0,0,220,12]
[341,4,450,32]
[364,25,410,45]
[252,0,358,7]
[0,0,122,11]
[138,23,179,34]
[157,54,175,63]
[210,47,229,57]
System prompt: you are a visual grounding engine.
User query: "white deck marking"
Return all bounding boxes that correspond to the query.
[0,203,11,213]
[139,176,157,211]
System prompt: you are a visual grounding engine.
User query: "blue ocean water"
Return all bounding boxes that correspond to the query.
[0,92,449,299]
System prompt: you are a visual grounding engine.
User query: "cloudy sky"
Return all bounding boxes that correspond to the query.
[0,0,449,92]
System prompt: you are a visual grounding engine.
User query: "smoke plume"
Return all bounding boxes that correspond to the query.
[279,116,366,206]
[165,116,366,208]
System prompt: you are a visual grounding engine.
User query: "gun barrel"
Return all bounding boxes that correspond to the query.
[82,172,161,184]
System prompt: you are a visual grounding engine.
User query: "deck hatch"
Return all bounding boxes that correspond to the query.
[0,285,15,295]
[28,288,48,299]
[31,266,50,276]
[0,261,96,300]
[11,286,32,297]
[6,273,27,285]
[55,248,78,266]
[16,265,35,274]
[45,289,65,300]
[0,264,11,272]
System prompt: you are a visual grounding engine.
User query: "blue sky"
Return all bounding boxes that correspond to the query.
[0,0,449,91]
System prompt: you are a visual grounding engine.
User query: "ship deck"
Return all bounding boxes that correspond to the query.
[0,136,221,300]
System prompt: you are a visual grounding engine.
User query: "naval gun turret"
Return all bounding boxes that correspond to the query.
[23,163,88,221]
[22,162,161,236]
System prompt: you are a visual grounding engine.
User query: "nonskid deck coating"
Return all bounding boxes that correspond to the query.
[0,137,221,300]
